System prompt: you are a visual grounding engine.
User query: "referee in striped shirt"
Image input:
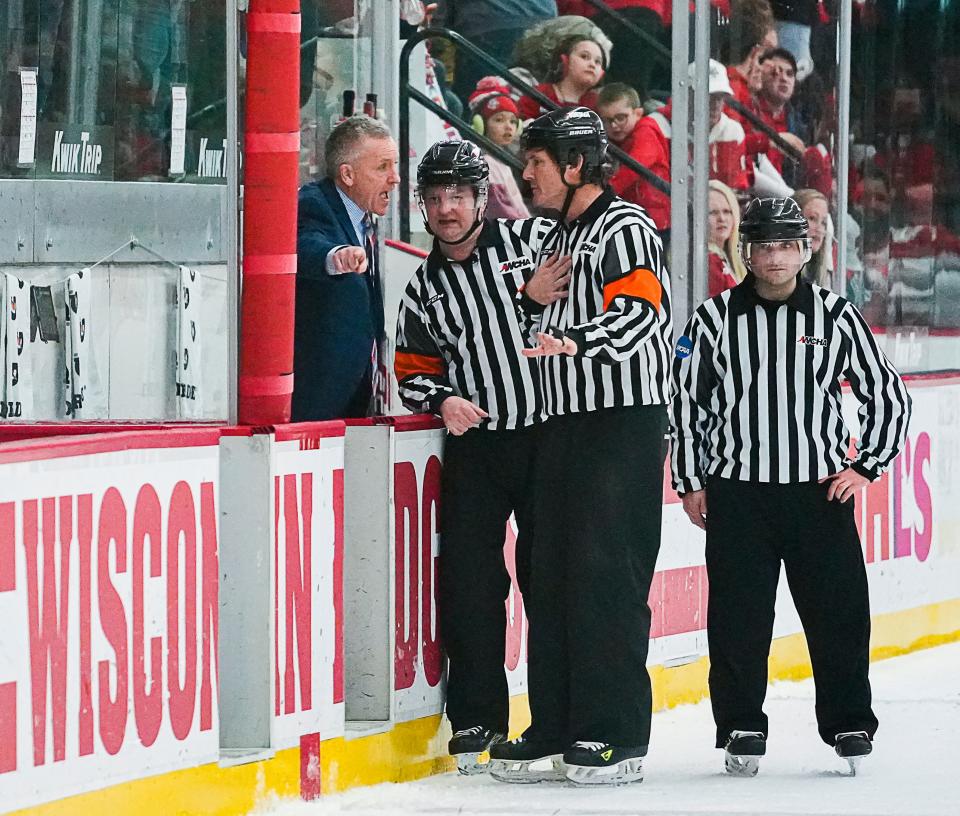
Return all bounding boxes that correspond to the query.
[394,141,565,772]
[490,108,672,785]
[669,197,911,775]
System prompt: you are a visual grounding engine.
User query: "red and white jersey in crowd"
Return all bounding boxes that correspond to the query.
[708,247,739,297]
[709,112,749,191]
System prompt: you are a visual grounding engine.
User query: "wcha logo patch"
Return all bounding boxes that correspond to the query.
[797,335,828,347]
[500,258,533,273]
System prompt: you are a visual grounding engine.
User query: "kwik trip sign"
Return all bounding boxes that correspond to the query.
[39,125,115,179]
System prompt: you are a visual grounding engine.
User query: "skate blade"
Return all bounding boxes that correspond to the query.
[488,754,565,784]
[455,751,490,776]
[843,756,863,777]
[724,753,760,777]
[565,757,644,786]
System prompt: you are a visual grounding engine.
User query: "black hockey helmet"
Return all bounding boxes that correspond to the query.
[739,196,809,242]
[416,140,489,244]
[521,106,609,186]
[416,139,489,190]
[739,196,811,266]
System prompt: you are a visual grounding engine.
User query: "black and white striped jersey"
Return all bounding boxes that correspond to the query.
[394,218,554,430]
[512,189,673,416]
[669,277,912,493]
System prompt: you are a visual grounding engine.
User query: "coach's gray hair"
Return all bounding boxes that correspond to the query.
[324,115,394,180]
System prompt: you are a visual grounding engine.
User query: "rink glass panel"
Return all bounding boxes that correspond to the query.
[845,3,960,370]
[0,0,231,420]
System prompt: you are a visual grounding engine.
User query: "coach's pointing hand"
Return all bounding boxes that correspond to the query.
[440,396,489,435]
[525,253,572,305]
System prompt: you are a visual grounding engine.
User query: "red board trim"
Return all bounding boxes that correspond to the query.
[273,421,347,442]
[385,238,429,259]
[0,428,223,465]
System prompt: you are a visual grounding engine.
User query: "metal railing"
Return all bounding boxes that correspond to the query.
[399,27,670,241]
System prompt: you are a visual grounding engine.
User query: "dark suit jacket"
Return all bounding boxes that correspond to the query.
[292,178,383,421]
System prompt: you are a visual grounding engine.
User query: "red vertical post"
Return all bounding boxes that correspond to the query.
[239,0,301,424]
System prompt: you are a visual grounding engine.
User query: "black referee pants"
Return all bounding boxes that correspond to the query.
[439,424,537,734]
[526,405,667,749]
[705,477,879,748]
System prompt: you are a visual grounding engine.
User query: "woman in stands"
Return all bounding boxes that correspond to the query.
[794,188,833,288]
[517,34,606,121]
[707,180,748,296]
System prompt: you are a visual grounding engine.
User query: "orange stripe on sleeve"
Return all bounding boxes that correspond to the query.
[602,267,662,311]
[395,351,446,382]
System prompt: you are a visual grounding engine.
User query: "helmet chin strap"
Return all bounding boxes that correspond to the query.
[423,205,487,246]
[436,215,484,246]
[558,162,588,223]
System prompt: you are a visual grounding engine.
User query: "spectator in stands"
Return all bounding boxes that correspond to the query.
[723,0,777,130]
[517,34,605,121]
[707,180,748,296]
[794,188,833,288]
[597,82,670,234]
[468,77,531,218]
[293,115,398,421]
[511,15,611,91]
[557,0,671,96]
[701,61,750,193]
[854,166,893,325]
[435,0,558,103]
[600,61,747,235]
[752,47,806,180]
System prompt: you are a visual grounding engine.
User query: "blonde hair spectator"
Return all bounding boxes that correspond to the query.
[707,180,748,296]
[793,188,833,288]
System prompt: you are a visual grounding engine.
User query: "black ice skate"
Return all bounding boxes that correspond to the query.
[488,735,566,783]
[834,731,872,776]
[723,730,766,777]
[563,741,645,785]
[448,726,505,775]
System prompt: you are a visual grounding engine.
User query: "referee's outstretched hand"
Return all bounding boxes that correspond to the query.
[522,331,578,357]
[819,467,870,503]
[681,490,707,530]
[525,253,572,305]
[440,396,488,436]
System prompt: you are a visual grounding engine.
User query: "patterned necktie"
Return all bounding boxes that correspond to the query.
[362,213,386,412]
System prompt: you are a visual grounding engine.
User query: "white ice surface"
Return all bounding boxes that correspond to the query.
[257,642,960,816]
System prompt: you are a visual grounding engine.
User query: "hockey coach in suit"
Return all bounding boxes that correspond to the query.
[293,115,400,421]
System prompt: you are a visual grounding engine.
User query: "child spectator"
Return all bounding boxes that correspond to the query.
[599,61,748,235]
[468,77,530,219]
[597,83,669,232]
[517,34,605,121]
[707,180,748,296]
[511,15,611,90]
[557,0,671,95]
